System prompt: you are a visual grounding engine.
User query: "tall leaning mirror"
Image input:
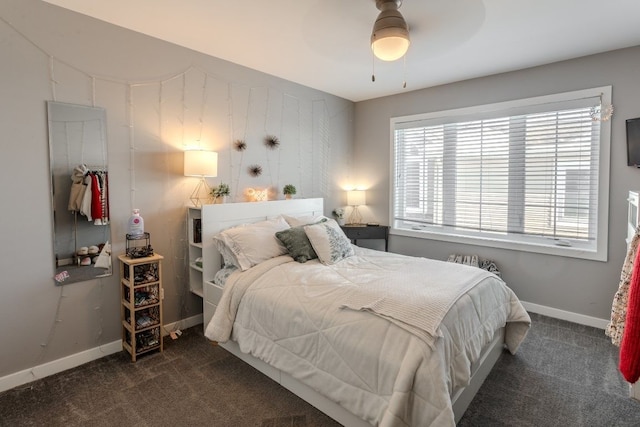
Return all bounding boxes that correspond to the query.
[47,101,112,285]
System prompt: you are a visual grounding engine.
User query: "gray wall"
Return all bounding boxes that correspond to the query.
[354,46,640,321]
[0,0,354,379]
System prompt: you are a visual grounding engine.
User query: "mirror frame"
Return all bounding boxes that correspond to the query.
[47,101,112,285]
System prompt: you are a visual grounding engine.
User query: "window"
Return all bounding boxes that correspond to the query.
[391,87,611,261]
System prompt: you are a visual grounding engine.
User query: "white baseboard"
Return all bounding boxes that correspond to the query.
[631,382,640,400]
[0,340,122,394]
[162,314,203,336]
[521,301,609,330]
[0,314,204,394]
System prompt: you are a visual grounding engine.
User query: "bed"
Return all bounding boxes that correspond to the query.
[198,198,530,426]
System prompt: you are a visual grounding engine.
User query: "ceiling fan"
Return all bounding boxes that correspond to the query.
[370,0,410,61]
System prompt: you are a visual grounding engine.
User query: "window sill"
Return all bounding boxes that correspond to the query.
[390,226,606,262]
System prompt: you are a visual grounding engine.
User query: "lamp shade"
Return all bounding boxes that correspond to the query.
[371,0,410,61]
[372,32,410,61]
[347,190,366,206]
[184,150,218,177]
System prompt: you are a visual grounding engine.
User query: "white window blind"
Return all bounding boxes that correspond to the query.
[391,87,611,260]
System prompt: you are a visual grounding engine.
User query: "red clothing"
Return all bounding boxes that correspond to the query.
[620,247,640,383]
[90,173,102,222]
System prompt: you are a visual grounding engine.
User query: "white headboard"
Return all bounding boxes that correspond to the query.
[199,198,324,281]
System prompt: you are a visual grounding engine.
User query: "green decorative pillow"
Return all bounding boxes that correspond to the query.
[276,219,326,263]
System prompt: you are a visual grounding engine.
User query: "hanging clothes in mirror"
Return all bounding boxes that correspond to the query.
[68,164,88,212]
[68,164,109,225]
[90,169,109,225]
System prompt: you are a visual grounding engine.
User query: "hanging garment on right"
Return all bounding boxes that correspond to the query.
[620,246,640,383]
[606,227,640,346]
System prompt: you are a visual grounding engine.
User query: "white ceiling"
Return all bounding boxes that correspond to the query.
[42,0,640,102]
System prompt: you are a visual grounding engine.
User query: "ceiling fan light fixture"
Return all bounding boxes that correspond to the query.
[371,0,410,61]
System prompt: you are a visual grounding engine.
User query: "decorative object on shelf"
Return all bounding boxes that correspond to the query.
[126,232,154,258]
[264,135,280,149]
[234,139,247,151]
[184,150,218,207]
[246,187,269,202]
[371,0,410,61]
[347,190,366,225]
[193,218,202,243]
[211,183,230,204]
[248,164,263,177]
[127,209,144,237]
[332,208,345,226]
[283,184,297,199]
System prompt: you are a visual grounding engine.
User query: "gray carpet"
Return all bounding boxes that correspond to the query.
[1,313,639,426]
[459,313,640,426]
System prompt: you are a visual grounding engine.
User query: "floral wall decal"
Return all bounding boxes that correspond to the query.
[248,164,263,177]
[264,135,280,149]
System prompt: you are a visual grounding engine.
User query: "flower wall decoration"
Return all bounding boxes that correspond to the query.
[248,164,263,177]
[590,104,614,121]
[264,135,280,149]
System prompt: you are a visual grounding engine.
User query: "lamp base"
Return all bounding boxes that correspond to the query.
[190,177,213,207]
[347,205,363,225]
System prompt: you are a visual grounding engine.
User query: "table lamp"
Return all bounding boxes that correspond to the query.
[184,150,218,207]
[347,190,366,225]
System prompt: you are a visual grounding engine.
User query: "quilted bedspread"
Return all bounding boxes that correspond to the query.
[205,247,530,426]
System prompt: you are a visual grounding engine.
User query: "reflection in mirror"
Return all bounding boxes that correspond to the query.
[47,101,112,285]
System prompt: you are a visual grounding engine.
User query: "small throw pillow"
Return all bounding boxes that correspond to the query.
[304,219,354,265]
[275,218,327,263]
[276,227,318,263]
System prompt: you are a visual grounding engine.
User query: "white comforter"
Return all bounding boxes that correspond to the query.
[205,247,530,426]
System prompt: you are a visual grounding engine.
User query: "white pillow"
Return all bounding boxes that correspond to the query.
[213,216,290,271]
[213,238,241,268]
[304,219,354,265]
[282,214,329,227]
